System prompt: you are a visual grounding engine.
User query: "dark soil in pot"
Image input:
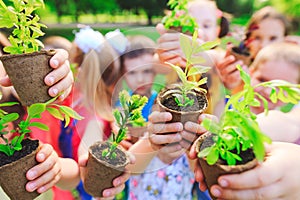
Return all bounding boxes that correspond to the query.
[168,26,193,36]
[83,141,130,197]
[0,138,40,200]
[230,46,251,66]
[195,133,258,200]
[0,50,56,106]
[157,86,208,124]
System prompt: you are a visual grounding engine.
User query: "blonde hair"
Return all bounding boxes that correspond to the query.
[251,42,300,83]
[78,41,121,121]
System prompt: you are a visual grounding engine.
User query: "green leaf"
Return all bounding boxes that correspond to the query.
[206,147,219,165]
[187,66,211,77]
[59,106,83,120]
[180,33,192,59]
[195,40,219,53]
[46,107,64,120]
[27,103,46,118]
[30,121,49,131]
[237,65,251,86]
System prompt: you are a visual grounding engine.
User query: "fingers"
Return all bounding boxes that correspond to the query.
[101,170,130,199]
[148,111,172,123]
[150,132,182,150]
[45,49,74,100]
[194,161,207,191]
[78,153,89,167]
[26,144,61,193]
[156,23,167,35]
[0,75,12,87]
[217,162,281,190]
[210,182,283,200]
[48,49,69,69]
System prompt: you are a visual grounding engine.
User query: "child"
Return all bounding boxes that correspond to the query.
[119,35,195,200]
[69,27,131,199]
[216,6,291,93]
[249,42,300,141]
[156,0,228,117]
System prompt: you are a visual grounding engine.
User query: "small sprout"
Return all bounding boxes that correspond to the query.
[198,66,300,165]
[102,90,148,159]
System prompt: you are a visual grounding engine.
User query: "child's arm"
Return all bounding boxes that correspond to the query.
[126,134,157,174]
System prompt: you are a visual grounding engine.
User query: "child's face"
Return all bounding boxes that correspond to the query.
[188,2,218,42]
[248,18,285,59]
[250,59,299,112]
[123,54,155,97]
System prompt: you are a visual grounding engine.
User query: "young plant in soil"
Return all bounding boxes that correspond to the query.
[0,0,60,106]
[0,96,83,157]
[162,0,198,34]
[0,96,83,200]
[198,65,300,165]
[83,90,148,197]
[196,65,300,198]
[157,31,218,123]
[102,90,148,159]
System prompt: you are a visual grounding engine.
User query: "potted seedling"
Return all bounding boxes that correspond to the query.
[0,96,83,200]
[0,0,56,106]
[195,65,300,199]
[157,32,218,124]
[162,0,198,35]
[83,90,148,197]
[229,25,258,66]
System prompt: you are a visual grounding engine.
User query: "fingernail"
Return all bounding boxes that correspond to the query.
[37,153,45,161]
[115,179,121,186]
[27,170,37,179]
[52,59,59,67]
[59,93,64,100]
[103,190,111,197]
[212,188,221,197]
[27,182,37,191]
[47,76,55,85]
[51,88,58,96]
[38,186,46,193]
[219,178,228,187]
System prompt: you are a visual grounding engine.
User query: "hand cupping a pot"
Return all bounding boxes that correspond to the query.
[25,143,62,194]
[147,111,210,164]
[148,111,184,164]
[78,152,135,199]
[0,49,73,102]
[191,142,300,200]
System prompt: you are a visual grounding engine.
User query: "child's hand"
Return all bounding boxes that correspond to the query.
[148,111,185,164]
[0,49,73,102]
[156,23,187,68]
[26,143,61,194]
[216,46,248,92]
[45,49,73,101]
[79,152,135,199]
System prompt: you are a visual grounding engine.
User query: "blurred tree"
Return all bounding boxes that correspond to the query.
[116,0,167,25]
[269,0,300,32]
[216,0,255,17]
[46,0,76,23]
[76,0,119,22]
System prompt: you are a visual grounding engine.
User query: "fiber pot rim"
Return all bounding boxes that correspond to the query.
[88,141,130,169]
[195,133,258,172]
[157,85,208,115]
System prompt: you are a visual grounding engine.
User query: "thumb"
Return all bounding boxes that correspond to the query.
[156,23,167,35]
